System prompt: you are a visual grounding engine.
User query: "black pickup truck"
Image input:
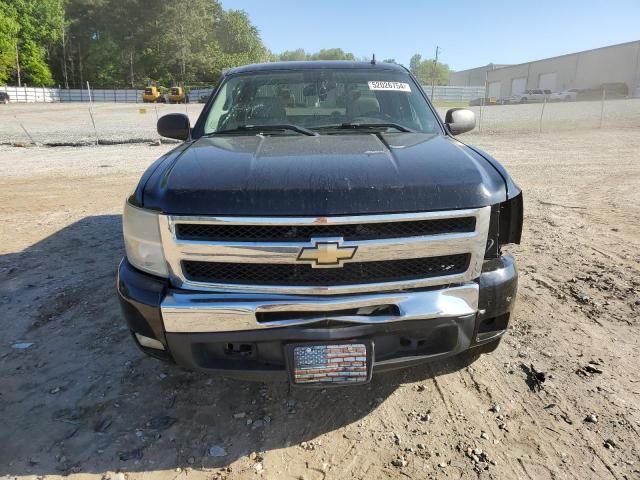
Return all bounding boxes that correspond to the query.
[118,61,522,386]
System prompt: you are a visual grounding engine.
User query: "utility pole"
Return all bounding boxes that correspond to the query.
[78,44,83,88]
[61,25,69,89]
[130,51,134,88]
[15,40,21,87]
[180,24,186,85]
[431,45,440,100]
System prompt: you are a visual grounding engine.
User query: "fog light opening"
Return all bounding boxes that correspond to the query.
[224,343,254,357]
[135,333,165,350]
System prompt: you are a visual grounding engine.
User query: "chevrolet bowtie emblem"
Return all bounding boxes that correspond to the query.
[298,239,357,268]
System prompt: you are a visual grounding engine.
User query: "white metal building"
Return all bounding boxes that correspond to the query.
[450,40,640,99]
[448,64,511,87]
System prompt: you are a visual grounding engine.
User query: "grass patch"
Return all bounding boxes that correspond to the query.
[432,100,470,108]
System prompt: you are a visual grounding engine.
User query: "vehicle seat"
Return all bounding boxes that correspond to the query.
[278,89,296,107]
[249,97,287,123]
[348,96,380,119]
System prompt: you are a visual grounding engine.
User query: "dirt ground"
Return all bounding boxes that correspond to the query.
[1,127,640,480]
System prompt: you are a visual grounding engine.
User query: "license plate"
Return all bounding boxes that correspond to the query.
[288,342,372,386]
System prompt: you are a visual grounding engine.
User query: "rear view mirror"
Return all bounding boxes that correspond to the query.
[157,113,191,140]
[445,108,475,135]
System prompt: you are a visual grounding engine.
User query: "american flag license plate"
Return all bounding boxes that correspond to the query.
[290,343,371,385]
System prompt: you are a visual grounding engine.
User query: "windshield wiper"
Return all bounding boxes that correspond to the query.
[317,122,415,133]
[210,124,318,136]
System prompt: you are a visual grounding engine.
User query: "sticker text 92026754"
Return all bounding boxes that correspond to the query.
[368,81,411,92]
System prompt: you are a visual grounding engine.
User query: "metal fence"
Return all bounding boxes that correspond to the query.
[424,85,485,102]
[1,85,484,104]
[2,97,638,147]
[0,86,214,103]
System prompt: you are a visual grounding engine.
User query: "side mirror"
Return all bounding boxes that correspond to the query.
[157,113,191,140]
[445,108,475,135]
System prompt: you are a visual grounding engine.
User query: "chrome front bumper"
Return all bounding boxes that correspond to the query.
[161,283,479,333]
[118,255,518,375]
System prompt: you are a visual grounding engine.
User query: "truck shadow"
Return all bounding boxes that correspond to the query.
[0,215,480,476]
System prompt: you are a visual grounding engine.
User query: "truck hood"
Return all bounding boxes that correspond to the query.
[142,133,507,215]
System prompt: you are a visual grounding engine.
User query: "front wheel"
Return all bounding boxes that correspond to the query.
[520,98,528,103]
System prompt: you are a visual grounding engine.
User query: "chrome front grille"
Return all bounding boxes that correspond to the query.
[158,207,491,295]
[175,217,477,242]
[182,254,471,286]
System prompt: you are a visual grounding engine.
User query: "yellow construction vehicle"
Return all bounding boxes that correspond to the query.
[142,86,164,103]
[168,86,189,104]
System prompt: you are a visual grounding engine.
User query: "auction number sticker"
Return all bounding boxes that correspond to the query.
[368,81,411,92]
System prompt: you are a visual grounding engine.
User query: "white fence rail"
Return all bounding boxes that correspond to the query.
[0,86,215,103]
[1,85,484,104]
[424,85,485,102]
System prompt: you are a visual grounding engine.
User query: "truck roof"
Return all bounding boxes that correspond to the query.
[226,60,408,75]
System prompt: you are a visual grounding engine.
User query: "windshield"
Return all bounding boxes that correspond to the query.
[203,68,440,134]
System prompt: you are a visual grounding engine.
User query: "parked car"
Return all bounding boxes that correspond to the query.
[0,91,9,104]
[549,90,578,102]
[509,89,552,103]
[118,61,523,386]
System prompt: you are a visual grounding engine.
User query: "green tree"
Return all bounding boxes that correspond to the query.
[0,3,20,84]
[0,0,64,86]
[309,48,355,61]
[273,48,307,61]
[272,48,359,62]
[409,54,422,72]
[214,10,265,58]
[409,53,450,86]
[48,0,267,87]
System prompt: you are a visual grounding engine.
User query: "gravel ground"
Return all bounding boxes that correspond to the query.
[2,99,639,145]
[1,128,640,480]
[464,98,640,134]
[0,103,204,146]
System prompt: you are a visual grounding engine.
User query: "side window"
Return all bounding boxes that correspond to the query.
[206,83,229,132]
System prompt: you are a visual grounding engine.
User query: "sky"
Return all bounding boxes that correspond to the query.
[221,0,640,71]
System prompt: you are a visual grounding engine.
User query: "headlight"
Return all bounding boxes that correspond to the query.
[123,202,168,277]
